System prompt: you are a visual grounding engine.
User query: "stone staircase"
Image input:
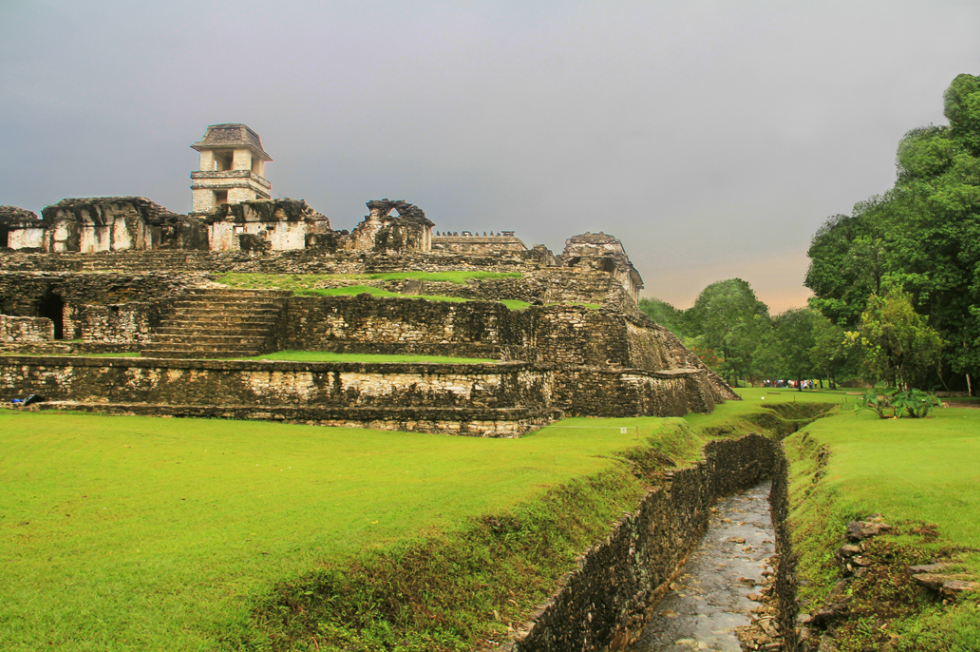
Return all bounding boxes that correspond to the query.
[142,288,291,359]
[74,250,208,271]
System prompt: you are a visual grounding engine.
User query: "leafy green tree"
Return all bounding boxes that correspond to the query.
[750,325,780,382]
[772,308,818,390]
[805,201,889,328]
[638,297,687,339]
[686,279,771,386]
[944,72,980,156]
[886,95,980,388]
[806,73,980,392]
[858,287,943,390]
[809,312,859,389]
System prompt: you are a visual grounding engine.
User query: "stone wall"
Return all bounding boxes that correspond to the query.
[0,357,547,407]
[557,232,644,303]
[1,206,44,250]
[503,433,776,651]
[0,357,721,434]
[0,315,53,342]
[28,197,207,252]
[431,233,527,255]
[0,248,546,275]
[0,250,629,312]
[281,295,519,360]
[301,268,620,307]
[770,444,800,652]
[0,272,198,318]
[74,302,160,346]
[552,368,719,417]
[625,318,739,403]
[0,357,559,436]
[280,296,688,372]
[0,272,735,410]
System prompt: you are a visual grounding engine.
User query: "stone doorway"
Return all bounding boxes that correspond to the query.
[37,291,65,340]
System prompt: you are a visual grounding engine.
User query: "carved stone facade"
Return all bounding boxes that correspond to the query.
[34,197,208,253]
[0,206,42,249]
[206,199,330,252]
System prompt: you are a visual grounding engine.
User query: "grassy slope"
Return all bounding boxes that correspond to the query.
[783,401,980,650]
[0,411,706,651]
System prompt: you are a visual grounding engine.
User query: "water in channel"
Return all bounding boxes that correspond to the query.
[628,481,775,652]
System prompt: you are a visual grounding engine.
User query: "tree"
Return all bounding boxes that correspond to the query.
[638,297,688,339]
[686,279,771,386]
[772,308,818,390]
[805,201,889,328]
[806,73,980,392]
[809,313,859,390]
[944,72,980,156]
[886,102,980,389]
[858,287,943,390]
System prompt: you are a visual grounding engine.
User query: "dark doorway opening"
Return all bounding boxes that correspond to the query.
[0,226,9,248]
[37,292,65,340]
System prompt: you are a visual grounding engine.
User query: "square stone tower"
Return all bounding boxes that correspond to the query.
[190,124,273,213]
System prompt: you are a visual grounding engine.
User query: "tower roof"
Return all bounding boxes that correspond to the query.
[191,123,272,161]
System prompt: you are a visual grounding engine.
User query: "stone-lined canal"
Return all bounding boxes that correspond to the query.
[628,481,775,652]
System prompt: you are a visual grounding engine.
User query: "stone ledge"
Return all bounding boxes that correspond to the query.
[7,401,563,438]
[0,354,707,378]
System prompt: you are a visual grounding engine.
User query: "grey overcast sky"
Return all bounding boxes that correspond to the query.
[1,1,977,311]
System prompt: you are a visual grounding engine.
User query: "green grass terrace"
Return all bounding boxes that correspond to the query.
[215,271,601,310]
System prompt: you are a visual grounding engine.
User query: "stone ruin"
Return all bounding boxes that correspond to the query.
[190,123,272,213]
[0,123,738,437]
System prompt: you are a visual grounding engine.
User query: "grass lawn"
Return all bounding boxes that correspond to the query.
[214,273,599,311]
[783,400,980,650]
[294,285,471,302]
[237,350,497,364]
[0,410,706,652]
[362,271,522,283]
[10,388,972,651]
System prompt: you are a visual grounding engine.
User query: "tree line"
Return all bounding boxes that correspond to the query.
[641,278,942,392]
[640,281,854,390]
[806,73,979,393]
[641,71,979,393]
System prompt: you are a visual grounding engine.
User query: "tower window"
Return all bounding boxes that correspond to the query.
[214,190,228,205]
[214,152,233,171]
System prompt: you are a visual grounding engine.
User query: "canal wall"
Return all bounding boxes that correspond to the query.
[499,433,779,652]
[770,443,800,651]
